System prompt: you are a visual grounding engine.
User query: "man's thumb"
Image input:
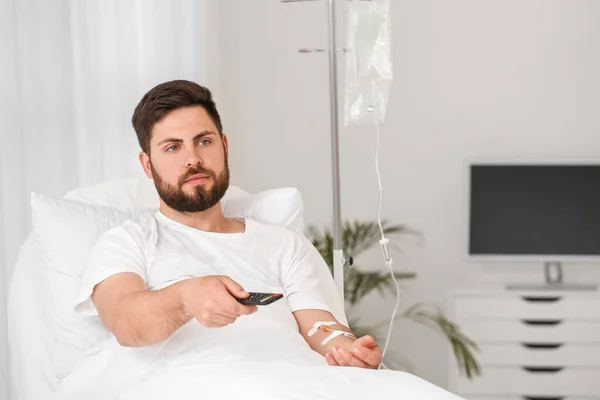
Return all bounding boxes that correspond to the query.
[356,335,377,348]
[219,276,248,297]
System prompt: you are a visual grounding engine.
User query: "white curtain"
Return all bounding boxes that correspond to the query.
[0,1,219,398]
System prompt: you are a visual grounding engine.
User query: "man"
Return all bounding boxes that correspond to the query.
[79,79,382,371]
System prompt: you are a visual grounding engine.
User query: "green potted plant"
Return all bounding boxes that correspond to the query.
[307,220,481,379]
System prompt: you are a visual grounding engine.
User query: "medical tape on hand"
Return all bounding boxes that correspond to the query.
[308,321,355,346]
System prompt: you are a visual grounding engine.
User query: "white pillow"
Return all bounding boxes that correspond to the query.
[31,195,149,380]
[64,177,160,210]
[31,186,305,379]
[222,188,304,236]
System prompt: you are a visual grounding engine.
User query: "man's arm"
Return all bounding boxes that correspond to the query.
[294,309,382,369]
[92,272,192,347]
[92,273,257,347]
[281,232,380,368]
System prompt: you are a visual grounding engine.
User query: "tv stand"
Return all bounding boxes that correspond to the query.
[448,285,600,397]
[506,261,598,291]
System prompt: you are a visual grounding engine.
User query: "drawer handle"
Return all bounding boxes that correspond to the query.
[522,343,563,350]
[523,397,565,400]
[522,366,564,373]
[521,296,562,303]
[521,319,563,326]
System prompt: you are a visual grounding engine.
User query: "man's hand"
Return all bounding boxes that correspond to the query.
[292,310,381,369]
[180,275,258,328]
[325,335,382,369]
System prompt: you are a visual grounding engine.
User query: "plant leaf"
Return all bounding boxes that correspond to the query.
[400,303,481,379]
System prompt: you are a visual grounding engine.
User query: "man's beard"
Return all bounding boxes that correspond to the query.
[151,160,230,213]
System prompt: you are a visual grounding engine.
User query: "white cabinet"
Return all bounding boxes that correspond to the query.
[448,289,600,399]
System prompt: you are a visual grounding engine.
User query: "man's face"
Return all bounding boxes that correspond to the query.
[139,106,230,213]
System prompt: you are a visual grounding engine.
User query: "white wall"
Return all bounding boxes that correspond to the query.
[217,0,600,388]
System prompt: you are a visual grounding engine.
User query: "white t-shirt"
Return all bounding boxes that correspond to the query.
[76,212,345,322]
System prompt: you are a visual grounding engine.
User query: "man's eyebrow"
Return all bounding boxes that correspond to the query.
[192,130,217,142]
[156,137,183,147]
[156,130,217,147]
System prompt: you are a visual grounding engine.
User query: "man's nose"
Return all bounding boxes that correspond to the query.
[185,152,203,168]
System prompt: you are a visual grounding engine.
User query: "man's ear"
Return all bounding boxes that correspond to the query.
[139,152,153,178]
[222,134,229,158]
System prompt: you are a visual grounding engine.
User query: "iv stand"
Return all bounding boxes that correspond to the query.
[281,0,359,306]
[326,0,346,305]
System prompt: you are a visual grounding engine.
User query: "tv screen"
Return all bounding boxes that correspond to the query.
[469,164,600,256]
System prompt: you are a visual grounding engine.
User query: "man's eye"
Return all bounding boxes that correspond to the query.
[198,139,211,146]
[166,145,179,152]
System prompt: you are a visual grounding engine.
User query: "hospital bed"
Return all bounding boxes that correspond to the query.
[7,178,461,400]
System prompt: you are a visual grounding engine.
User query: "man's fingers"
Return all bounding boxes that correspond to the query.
[228,298,258,316]
[218,276,248,298]
[355,335,377,349]
[330,348,347,366]
[331,347,355,366]
[239,304,258,315]
[353,336,382,366]
[217,277,256,316]
[217,291,257,316]
[325,351,339,366]
[351,344,382,367]
[214,313,236,325]
[330,347,372,368]
[205,313,236,327]
[211,299,238,318]
[347,352,371,369]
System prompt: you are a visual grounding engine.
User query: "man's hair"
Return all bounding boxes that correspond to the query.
[132,80,223,154]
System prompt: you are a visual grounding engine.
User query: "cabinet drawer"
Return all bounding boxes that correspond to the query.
[455,367,600,396]
[454,296,600,320]
[459,321,600,343]
[476,343,600,367]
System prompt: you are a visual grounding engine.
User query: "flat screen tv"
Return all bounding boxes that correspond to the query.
[467,162,600,262]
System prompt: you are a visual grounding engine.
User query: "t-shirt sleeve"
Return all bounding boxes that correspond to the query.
[74,223,147,316]
[282,233,348,326]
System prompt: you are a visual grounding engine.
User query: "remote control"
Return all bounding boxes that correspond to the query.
[237,292,283,306]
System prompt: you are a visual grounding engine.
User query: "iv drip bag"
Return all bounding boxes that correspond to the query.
[344,0,393,126]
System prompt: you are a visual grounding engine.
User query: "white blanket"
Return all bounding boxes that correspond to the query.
[56,317,462,400]
[120,361,462,400]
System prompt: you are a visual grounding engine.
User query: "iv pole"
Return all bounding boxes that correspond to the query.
[281,0,351,305]
[326,0,345,305]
